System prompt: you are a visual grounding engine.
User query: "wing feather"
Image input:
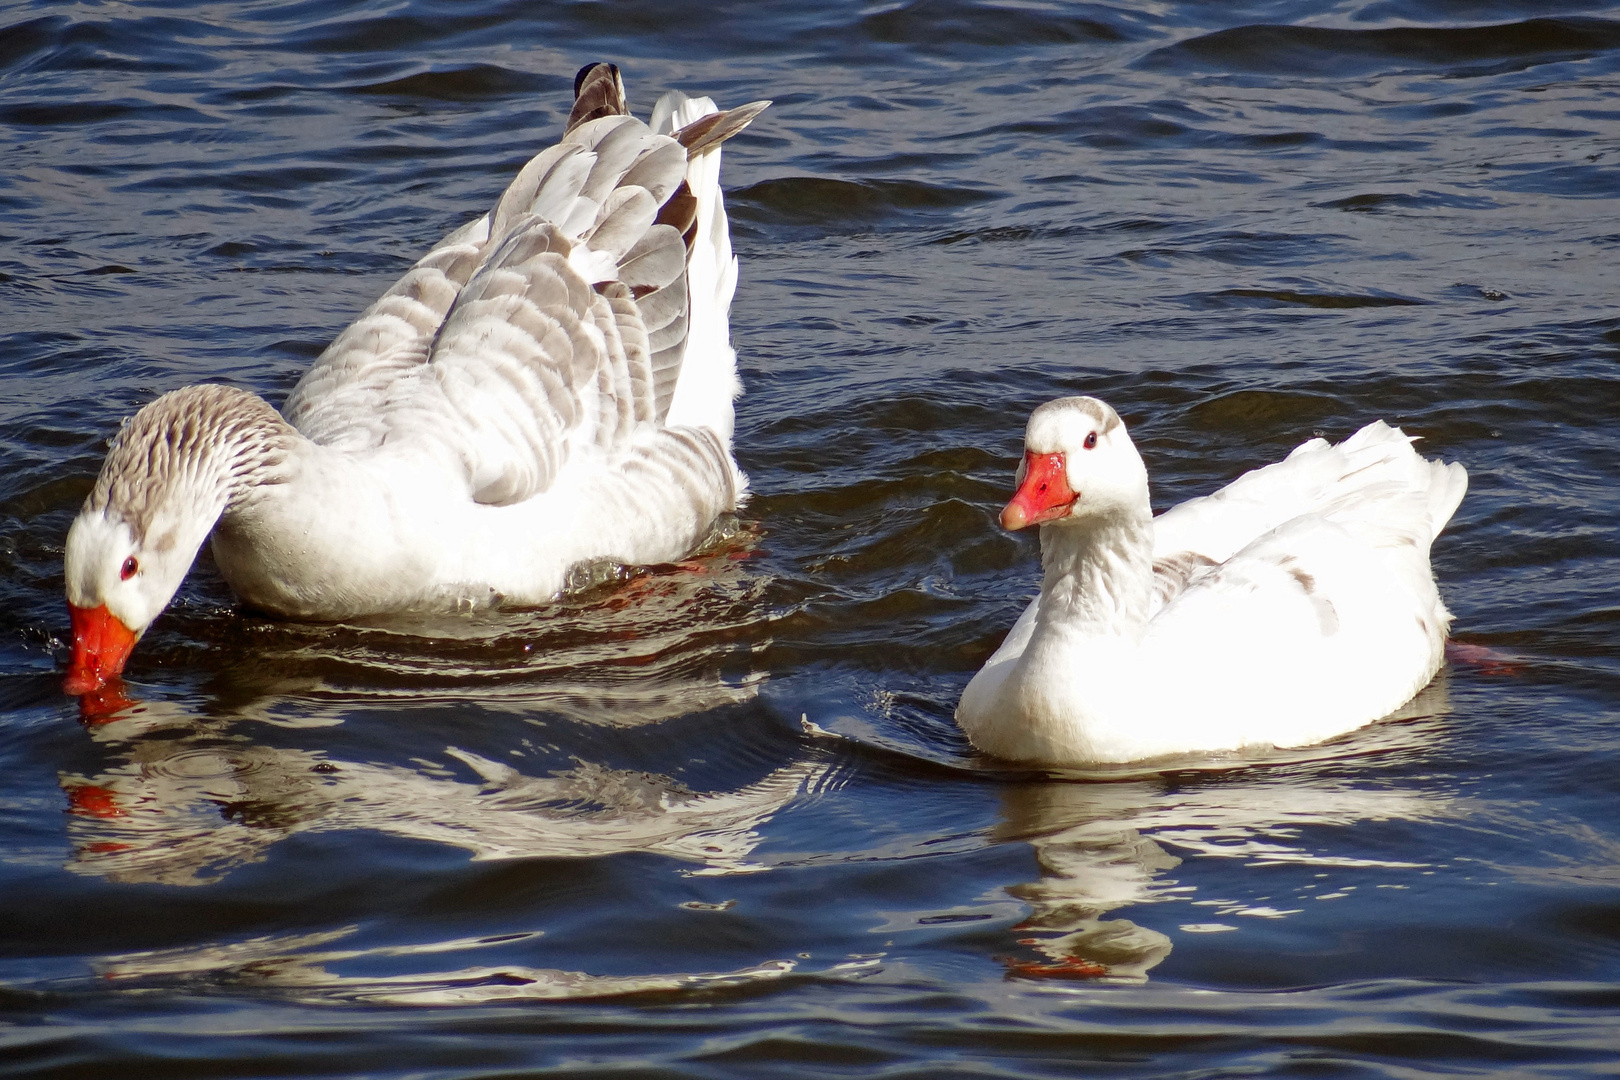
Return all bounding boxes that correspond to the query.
[279,68,765,507]
[589,290,636,449]
[577,118,659,204]
[584,187,659,260]
[597,281,656,425]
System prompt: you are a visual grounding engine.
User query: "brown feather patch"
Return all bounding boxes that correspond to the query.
[655,180,699,253]
[567,63,628,133]
[675,100,771,156]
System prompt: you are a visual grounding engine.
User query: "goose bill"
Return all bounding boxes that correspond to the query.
[64,604,139,695]
[1001,451,1076,530]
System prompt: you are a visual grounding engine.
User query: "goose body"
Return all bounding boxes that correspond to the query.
[63,65,768,692]
[957,397,1468,766]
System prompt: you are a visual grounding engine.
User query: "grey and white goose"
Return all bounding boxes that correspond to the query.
[63,64,768,693]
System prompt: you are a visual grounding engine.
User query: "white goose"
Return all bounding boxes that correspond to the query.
[63,64,768,693]
[957,396,1468,766]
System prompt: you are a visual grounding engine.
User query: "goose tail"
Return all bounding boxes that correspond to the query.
[655,91,768,462]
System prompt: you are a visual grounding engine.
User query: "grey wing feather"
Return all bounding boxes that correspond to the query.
[585,187,660,260]
[597,282,656,426]
[281,70,764,504]
[577,118,661,204]
[617,140,687,206]
[423,218,589,504]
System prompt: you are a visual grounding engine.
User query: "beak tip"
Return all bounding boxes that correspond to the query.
[64,603,139,698]
[62,671,103,696]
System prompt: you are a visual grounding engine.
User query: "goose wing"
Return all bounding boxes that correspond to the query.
[1153,420,1466,565]
[281,66,767,507]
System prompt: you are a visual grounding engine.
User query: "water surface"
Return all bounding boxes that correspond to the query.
[3,1,1620,1076]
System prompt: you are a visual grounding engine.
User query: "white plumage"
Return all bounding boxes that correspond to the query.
[62,65,768,692]
[957,396,1467,765]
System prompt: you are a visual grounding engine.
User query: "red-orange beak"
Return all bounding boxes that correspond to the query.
[1001,451,1077,530]
[64,604,140,695]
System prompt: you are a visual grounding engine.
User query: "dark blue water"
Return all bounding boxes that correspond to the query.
[4,1,1620,1075]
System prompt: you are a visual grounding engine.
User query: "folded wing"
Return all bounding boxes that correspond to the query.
[281,65,769,508]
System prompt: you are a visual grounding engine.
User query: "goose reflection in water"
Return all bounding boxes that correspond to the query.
[61,526,795,887]
[55,525,822,1001]
[63,682,840,1004]
[63,633,1454,997]
[977,672,1456,982]
[92,925,801,1005]
[61,690,829,1000]
[62,730,825,886]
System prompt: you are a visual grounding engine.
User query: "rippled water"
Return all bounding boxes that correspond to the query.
[4,1,1620,1075]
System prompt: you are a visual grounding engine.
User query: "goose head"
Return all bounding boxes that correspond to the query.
[62,385,288,694]
[63,500,215,694]
[1000,396,1148,531]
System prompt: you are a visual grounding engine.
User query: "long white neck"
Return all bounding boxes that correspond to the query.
[1033,503,1155,641]
[956,502,1157,765]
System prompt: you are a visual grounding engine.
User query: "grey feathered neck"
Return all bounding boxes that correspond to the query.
[85,385,295,539]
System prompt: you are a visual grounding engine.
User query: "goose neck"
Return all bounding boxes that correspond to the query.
[1036,506,1154,639]
[87,385,295,535]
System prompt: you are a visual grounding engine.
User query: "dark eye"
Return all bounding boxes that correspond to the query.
[120,556,138,581]
[1084,431,1098,450]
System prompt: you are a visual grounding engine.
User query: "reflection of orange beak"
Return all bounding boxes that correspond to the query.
[77,678,138,724]
[1000,451,1077,530]
[64,604,139,695]
[65,783,126,819]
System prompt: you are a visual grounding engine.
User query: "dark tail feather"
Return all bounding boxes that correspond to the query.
[568,63,629,132]
[675,99,771,157]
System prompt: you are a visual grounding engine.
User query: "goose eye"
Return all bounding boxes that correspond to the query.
[1084,431,1098,450]
[120,556,139,581]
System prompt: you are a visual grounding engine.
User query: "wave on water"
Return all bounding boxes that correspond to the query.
[1144,16,1620,78]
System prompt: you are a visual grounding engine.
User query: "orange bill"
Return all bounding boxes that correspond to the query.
[64,604,139,695]
[1000,451,1076,530]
